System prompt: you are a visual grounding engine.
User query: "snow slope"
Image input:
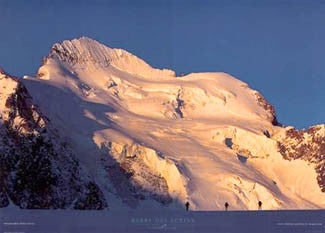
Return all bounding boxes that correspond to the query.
[0,70,107,210]
[16,37,325,210]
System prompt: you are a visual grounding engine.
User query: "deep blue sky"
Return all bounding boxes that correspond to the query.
[0,0,324,128]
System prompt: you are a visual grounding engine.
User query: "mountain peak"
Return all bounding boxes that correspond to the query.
[0,67,5,75]
[47,37,176,79]
[2,36,325,211]
[35,37,279,126]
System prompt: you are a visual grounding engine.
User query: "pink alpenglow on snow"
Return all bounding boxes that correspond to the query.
[0,37,324,211]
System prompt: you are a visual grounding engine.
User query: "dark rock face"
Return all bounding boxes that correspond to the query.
[254,93,280,126]
[0,168,9,207]
[1,132,107,209]
[73,182,107,210]
[175,89,185,119]
[4,80,47,131]
[0,74,107,209]
[48,41,111,68]
[277,126,325,192]
[50,44,80,65]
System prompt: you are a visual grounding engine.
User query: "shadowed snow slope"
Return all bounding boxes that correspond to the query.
[0,71,107,210]
[9,37,324,210]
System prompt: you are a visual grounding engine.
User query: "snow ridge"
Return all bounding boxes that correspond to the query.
[49,37,175,79]
[1,37,324,211]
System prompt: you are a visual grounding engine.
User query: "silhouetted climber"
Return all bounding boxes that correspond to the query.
[185,201,190,211]
[258,201,262,210]
[225,202,229,211]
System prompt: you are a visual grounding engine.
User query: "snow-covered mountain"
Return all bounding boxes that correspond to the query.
[1,37,324,210]
[0,69,107,209]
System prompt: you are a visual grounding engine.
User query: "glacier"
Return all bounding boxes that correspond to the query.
[0,37,324,212]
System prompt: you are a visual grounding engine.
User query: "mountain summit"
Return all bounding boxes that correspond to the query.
[1,37,324,210]
[47,37,175,79]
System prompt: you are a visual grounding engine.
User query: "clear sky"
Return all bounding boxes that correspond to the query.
[0,0,324,128]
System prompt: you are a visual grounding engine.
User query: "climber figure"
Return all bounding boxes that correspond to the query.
[225,202,229,211]
[258,201,262,210]
[185,201,190,211]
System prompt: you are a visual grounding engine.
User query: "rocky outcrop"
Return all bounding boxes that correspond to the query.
[0,73,107,209]
[276,125,325,191]
[254,92,280,126]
